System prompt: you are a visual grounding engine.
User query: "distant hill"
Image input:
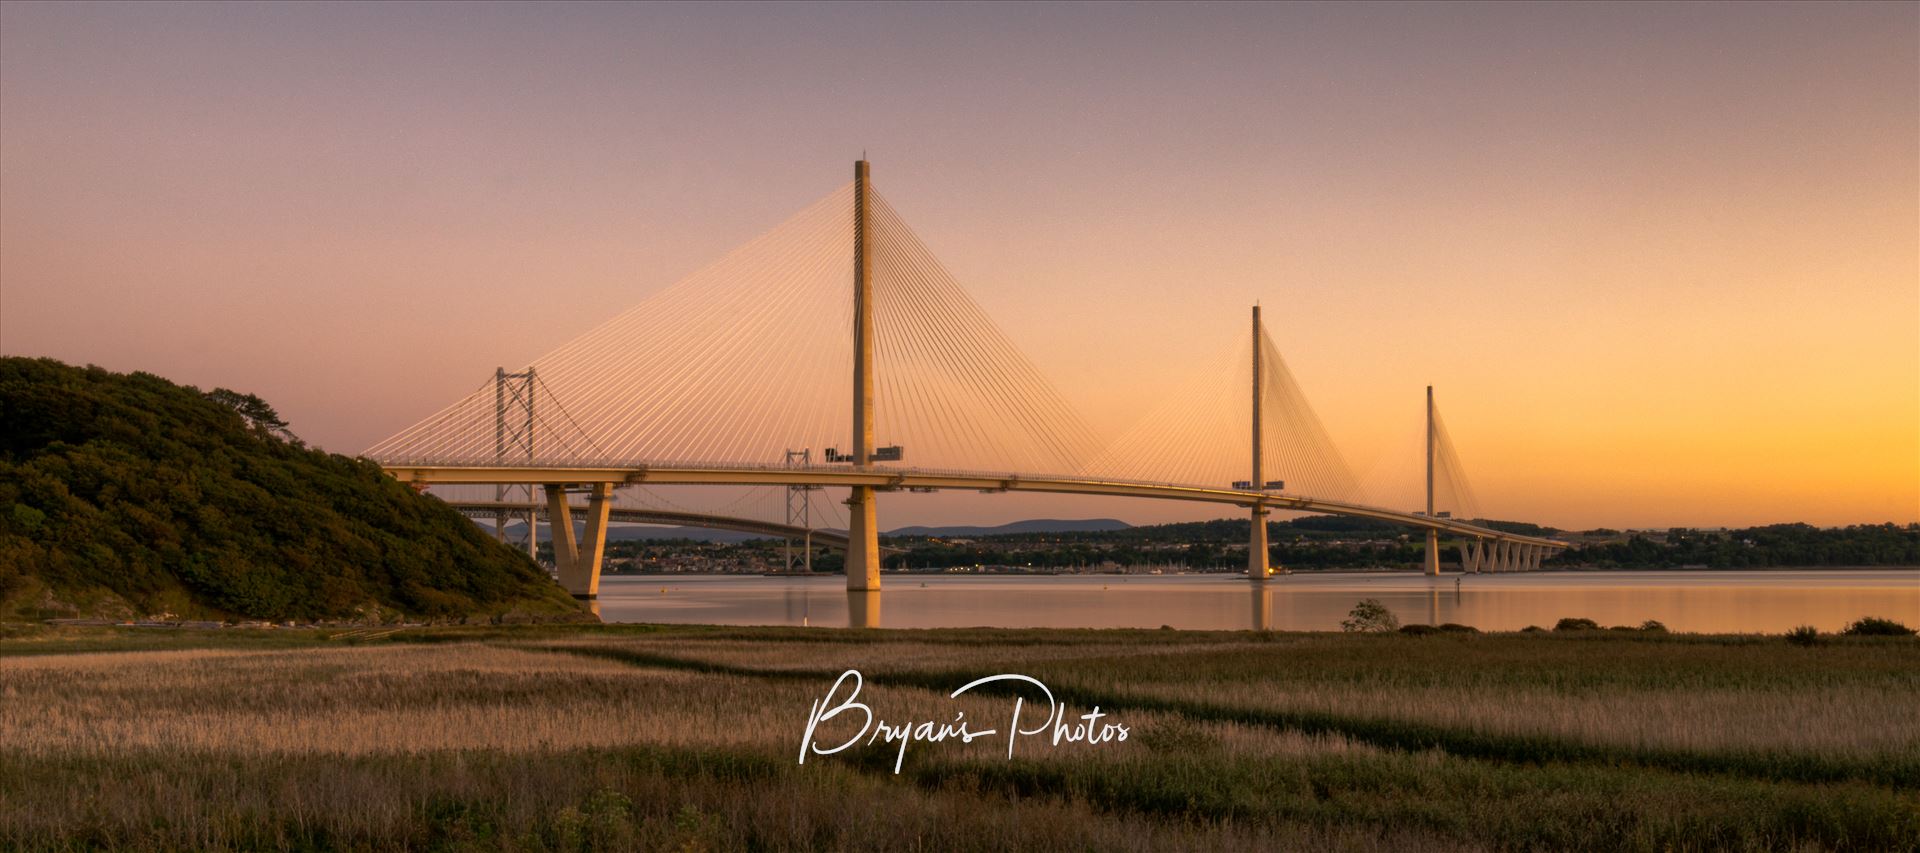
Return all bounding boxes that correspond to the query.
[0,358,587,623]
[495,518,1132,542]
[886,518,1132,537]
[496,522,779,544]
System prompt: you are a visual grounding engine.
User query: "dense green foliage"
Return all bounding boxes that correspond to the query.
[876,516,1456,571]
[0,358,581,621]
[1339,598,1398,632]
[872,517,1919,572]
[1843,617,1916,637]
[1550,523,1920,568]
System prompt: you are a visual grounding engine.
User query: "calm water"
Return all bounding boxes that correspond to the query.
[592,570,1920,633]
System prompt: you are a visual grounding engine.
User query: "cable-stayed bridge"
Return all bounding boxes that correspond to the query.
[367,161,1566,599]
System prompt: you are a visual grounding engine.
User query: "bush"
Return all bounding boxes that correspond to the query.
[1841,617,1915,637]
[1608,620,1668,633]
[1436,623,1480,633]
[1785,625,1821,646]
[1554,617,1600,632]
[1398,624,1437,635]
[1341,599,1399,633]
[1520,625,1545,633]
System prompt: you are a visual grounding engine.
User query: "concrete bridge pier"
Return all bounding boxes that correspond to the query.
[845,486,881,591]
[545,482,613,599]
[1248,506,1270,580]
[1424,529,1442,576]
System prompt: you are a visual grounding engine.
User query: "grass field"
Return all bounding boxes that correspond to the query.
[1,624,1915,851]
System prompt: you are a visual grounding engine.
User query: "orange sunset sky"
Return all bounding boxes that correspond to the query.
[2,2,1915,530]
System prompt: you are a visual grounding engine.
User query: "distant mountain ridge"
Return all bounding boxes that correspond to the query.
[497,522,773,544]
[498,517,1133,542]
[886,518,1132,537]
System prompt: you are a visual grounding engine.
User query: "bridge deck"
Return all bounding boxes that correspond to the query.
[450,502,854,550]
[389,462,1566,549]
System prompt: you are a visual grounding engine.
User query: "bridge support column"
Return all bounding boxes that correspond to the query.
[845,487,881,591]
[1465,540,1482,573]
[1248,506,1270,580]
[1423,530,1441,576]
[575,483,612,598]
[546,483,612,599]
[544,484,579,587]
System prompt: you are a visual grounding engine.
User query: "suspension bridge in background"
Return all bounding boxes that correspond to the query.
[367,161,1567,599]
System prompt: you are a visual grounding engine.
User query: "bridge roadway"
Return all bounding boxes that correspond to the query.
[448,501,853,550]
[390,461,1567,550]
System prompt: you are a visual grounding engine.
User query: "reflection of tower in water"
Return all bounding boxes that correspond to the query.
[1251,585,1272,631]
[784,586,814,627]
[847,590,881,629]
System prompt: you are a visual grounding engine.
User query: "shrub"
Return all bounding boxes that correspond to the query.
[1608,621,1668,633]
[1841,617,1916,637]
[1785,625,1821,646]
[1554,617,1600,632]
[1436,623,1480,633]
[1520,625,1545,633]
[1341,598,1399,633]
[1398,624,1438,635]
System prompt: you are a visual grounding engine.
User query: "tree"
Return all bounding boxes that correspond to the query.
[206,388,295,441]
[1341,598,1399,633]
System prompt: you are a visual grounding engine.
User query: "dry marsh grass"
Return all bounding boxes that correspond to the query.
[1,625,1916,851]
[0,642,1358,766]
[515,629,1920,762]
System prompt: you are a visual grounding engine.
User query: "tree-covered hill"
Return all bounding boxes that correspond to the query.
[0,357,587,622]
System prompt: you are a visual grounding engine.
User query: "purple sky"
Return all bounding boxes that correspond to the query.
[3,2,1915,527]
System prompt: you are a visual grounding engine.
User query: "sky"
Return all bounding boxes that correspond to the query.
[2,1,1915,530]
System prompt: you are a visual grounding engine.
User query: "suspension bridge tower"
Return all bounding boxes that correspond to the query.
[1424,385,1442,576]
[1249,305,1276,580]
[846,159,883,590]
